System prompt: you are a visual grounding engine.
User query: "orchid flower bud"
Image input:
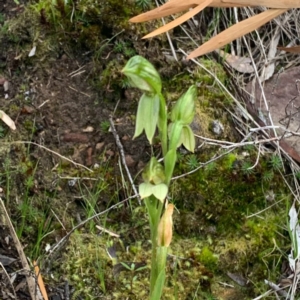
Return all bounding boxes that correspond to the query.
[122,55,162,94]
[142,157,166,184]
[171,85,196,125]
[157,204,174,247]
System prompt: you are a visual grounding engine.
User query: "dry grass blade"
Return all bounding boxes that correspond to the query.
[129,0,245,23]
[278,46,300,53]
[130,0,298,24]
[186,8,287,59]
[217,49,255,73]
[143,0,213,38]
[130,1,197,23]
[222,0,300,8]
[130,1,298,59]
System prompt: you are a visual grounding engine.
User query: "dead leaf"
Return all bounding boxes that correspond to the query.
[21,105,35,114]
[227,272,248,286]
[0,110,16,130]
[28,46,36,57]
[260,25,282,81]
[278,46,300,53]
[217,49,254,73]
[34,262,49,300]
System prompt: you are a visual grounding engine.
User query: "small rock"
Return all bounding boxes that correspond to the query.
[211,120,224,136]
[164,53,176,62]
[68,179,77,187]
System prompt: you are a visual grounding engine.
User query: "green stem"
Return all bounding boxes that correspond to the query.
[144,196,164,297]
[158,93,168,158]
[150,247,168,300]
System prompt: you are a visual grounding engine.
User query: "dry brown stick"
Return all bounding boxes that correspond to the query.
[109,116,141,205]
[0,198,42,300]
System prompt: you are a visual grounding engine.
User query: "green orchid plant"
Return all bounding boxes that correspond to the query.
[122,55,197,299]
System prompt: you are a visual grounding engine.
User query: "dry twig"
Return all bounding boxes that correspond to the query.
[109,116,141,205]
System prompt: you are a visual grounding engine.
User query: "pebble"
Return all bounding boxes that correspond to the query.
[211,120,224,135]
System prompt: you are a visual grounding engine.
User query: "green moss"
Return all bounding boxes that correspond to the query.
[23,119,35,132]
[200,58,227,85]
[222,153,237,170]
[170,141,290,297]
[198,246,218,270]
